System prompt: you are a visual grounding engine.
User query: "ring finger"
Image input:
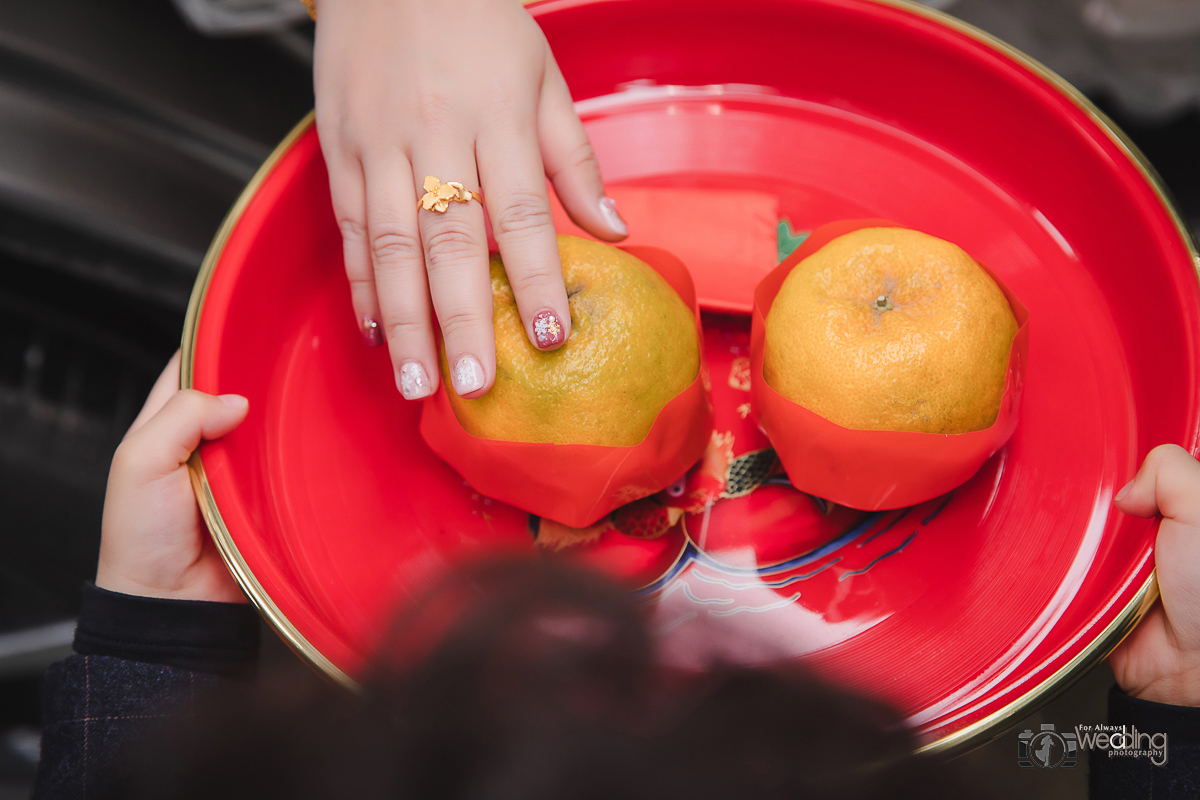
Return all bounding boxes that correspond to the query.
[364,151,439,400]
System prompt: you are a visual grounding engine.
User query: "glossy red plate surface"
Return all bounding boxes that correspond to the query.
[185,0,1200,754]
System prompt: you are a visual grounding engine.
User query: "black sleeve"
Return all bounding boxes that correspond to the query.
[72,582,260,675]
[1089,684,1200,799]
[33,584,261,800]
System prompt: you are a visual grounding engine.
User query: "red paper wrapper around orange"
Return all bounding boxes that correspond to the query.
[750,219,1030,511]
[420,245,714,529]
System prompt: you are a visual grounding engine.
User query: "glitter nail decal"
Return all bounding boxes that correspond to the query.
[452,354,485,396]
[397,361,432,400]
[533,309,566,349]
[362,317,383,347]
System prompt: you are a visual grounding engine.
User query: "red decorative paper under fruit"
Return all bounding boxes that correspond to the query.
[750,219,1030,510]
[420,246,714,528]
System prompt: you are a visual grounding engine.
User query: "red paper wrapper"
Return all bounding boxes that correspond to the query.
[750,220,1030,511]
[420,246,714,528]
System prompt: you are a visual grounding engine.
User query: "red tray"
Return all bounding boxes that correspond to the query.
[184,0,1200,755]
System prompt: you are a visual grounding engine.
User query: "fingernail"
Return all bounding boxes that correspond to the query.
[451,354,485,396]
[362,317,383,347]
[599,196,627,237]
[1115,480,1133,502]
[219,394,248,409]
[532,309,567,350]
[397,361,433,400]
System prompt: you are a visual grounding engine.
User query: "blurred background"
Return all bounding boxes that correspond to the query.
[0,0,1196,796]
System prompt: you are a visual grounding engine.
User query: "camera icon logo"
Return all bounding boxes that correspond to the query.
[1018,723,1079,768]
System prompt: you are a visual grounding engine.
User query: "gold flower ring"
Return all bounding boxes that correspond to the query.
[418,175,483,213]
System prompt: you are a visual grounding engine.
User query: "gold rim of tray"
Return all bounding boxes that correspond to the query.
[181,112,356,691]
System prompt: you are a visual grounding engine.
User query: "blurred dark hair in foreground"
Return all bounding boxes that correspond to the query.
[103,558,984,800]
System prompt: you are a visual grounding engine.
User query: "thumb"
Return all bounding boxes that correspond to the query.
[120,389,249,478]
[1115,444,1200,527]
[1120,445,1200,654]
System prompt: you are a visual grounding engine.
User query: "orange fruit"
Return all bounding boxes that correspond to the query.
[444,235,699,446]
[764,227,1018,434]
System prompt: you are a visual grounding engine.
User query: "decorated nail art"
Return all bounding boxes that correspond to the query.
[452,354,485,396]
[532,309,566,350]
[599,196,628,236]
[362,317,383,347]
[397,361,432,400]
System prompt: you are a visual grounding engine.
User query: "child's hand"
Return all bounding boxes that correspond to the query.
[313,0,627,401]
[96,352,249,603]
[1109,444,1200,705]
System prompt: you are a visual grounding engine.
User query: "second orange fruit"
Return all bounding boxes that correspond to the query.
[764,227,1018,434]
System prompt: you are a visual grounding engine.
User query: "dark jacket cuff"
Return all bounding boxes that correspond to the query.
[72,582,260,675]
[1107,683,1200,739]
[1089,684,1200,799]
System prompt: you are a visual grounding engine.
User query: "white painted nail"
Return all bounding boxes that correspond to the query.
[451,354,485,396]
[397,361,432,400]
[599,196,628,237]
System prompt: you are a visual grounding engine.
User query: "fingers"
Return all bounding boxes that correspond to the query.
[478,118,571,351]
[1122,445,1200,654]
[413,145,495,398]
[538,57,627,242]
[119,390,250,479]
[326,149,384,348]
[1116,444,1200,528]
[126,351,183,437]
[363,152,439,400]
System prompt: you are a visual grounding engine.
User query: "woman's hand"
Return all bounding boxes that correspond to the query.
[313,0,627,400]
[1109,444,1200,705]
[96,352,249,603]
